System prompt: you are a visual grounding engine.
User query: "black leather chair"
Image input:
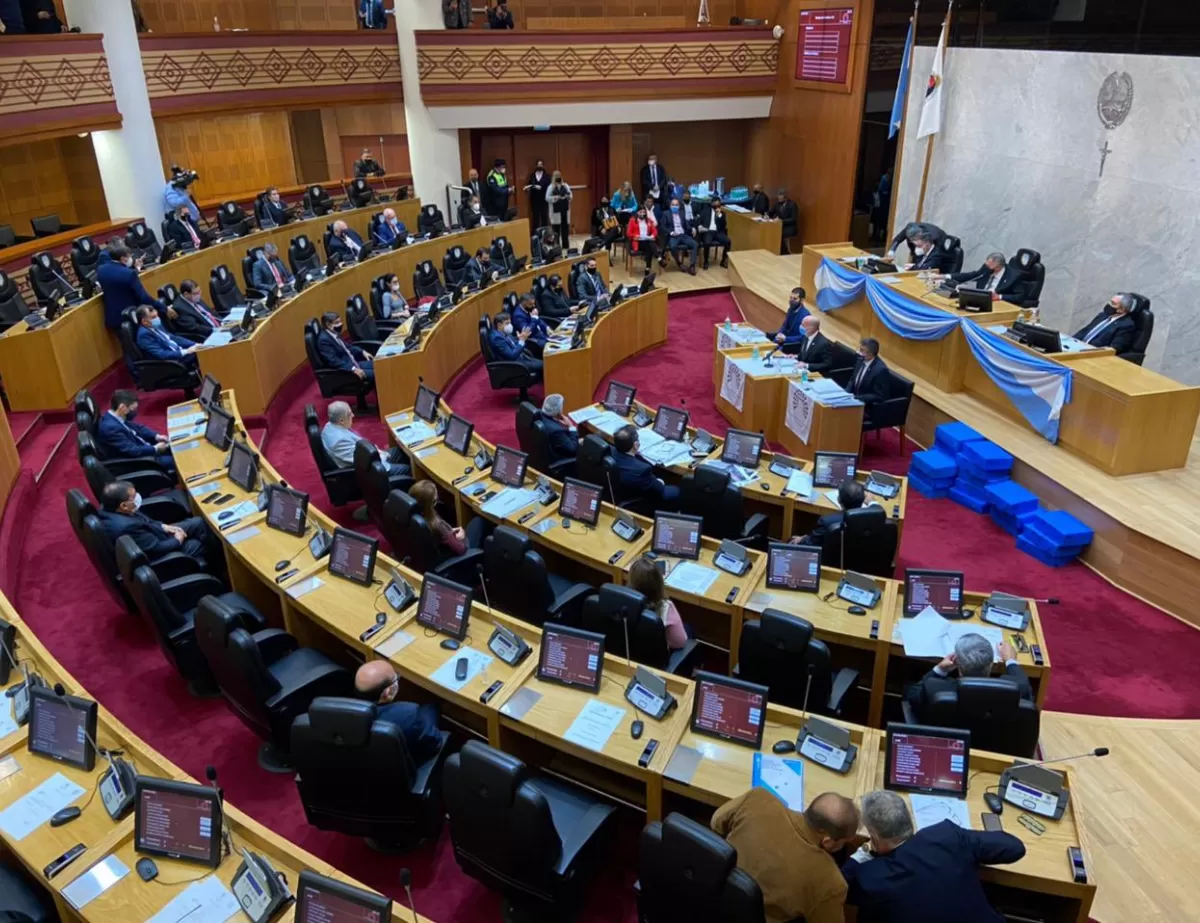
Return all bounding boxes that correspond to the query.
[0,270,34,329]
[379,491,483,585]
[1120,292,1153,365]
[75,427,181,495]
[354,440,412,527]
[366,276,404,333]
[637,813,766,923]
[418,204,446,238]
[70,236,101,293]
[31,213,65,237]
[904,678,1040,758]
[412,260,444,300]
[1012,248,1044,307]
[939,235,964,274]
[209,264,251,314]
[861,368,914,452]
[0,224,20,248]
[443,245,471,286]
[490,236,517,273]
[580,584,699,676]
[827,341,859,388]
[28,252,80,308]
[304,184,335,217]
[575,435,614,494]
[482,526,592,627]
[515,401,539,455]
[253,193,276,230]
[288,234,322,277]
[241,246,266,292]
[479,315,539,402]
[125,221,164,264]
[216,201,252,238]
[195,595,351,771]
[291,697,451,850]
[0,860,55,923]
[304,404,362,506]
[79,449,184,512]
[345,294,388,351]
[529,416,577,481]
[678,466,769,546]
[443,740,617,921]
[347,178,376,209]
[118,314,200,395]
[736,609,858,716]
[304,318,374,410]
[567,260,586,300]
[817,506,898,578]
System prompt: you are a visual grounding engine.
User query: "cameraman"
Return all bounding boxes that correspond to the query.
[161,166,199,223]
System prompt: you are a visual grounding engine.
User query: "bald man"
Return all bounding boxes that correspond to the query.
[354,661,441,763]
[374,207,408,247]
[713,789,865,923]
[793,315,834,373]
[327,218,366,263]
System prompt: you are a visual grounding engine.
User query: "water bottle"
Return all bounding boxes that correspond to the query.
[724,316,732,332]
[752,345,760,361]
[800,367,809,384]
[213,15,220,30]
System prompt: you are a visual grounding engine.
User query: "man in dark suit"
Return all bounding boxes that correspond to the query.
[886,221,947,262]
[849,338,890,417]
[260,187,292,227]
[660,197,699,275]
[164,205,210,252]
[696,197,731,269]
[353,148,386,179]
[463,168,483,213]
[904,232,947,272]
[486,312,543,380]
[640,154,668,204]
[844,790,1025,923]
[612,425,679,509]
[769,287,811,352]
[464,247,493,286]
[354,661,441,763]
[537,273,580,323]
[1074,293,1137,353]
[790,479,865,547]
[459,195,488,230]
[748,184,770,216]
[97,245,167,330]
[317,311,374,386]
[97,389,175,474]
[327,219,367,263]
[576,255,610,305]
[527,160,551,230]
[540,394,580,462]
[134,305,200,370]
[904,633,1032,720]
[511,294,549,358]
[769,189,799,254]
[250,242,293,293]
[943,251,1026,303]
[169,279,222,342]
[793,316,834,372]
[98,480,215,568]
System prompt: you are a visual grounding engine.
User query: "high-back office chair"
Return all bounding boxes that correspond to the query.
[940,235,965,274]
[303,318,375,410]
[637,813,766,923]
[253,192,276,229]
[348,177,376,209]
[241,245,266,292]
[345,294,388,347]
[353,440,412,527]
[412,260,444,300]
[678,466,769,546]
[304,184,335,217]
[443,245,470,286]
[514,401,539,454]
[442,740,617,921]
[529,414,577,480]
[195,595,351,771]
[304,404,361,506]
[861,368,914,452]
[567,261,586,300]
[288,235,322,277]
[366,276,404,332]
[79,444,183,511]
[478,315,539,402]
[28,252,79,307]
[490,236,516,273]
[216,201,251,238]
[30,214,64,237]
[1013,249,1044,307]
[827,341,859,388]
[818,506,898,577]
[117,313,200,396]
[156,282,181,310]
[0,860,56,923]
[209,264,248,313]
[0,225,19,248]
[76,427,177,487]
[580,584,699,675]
[1121,292,1153,365]
[291,697,451,850]
[418,204,446,238]
[482,526,592,626]
[736,609,858,716]
[124,221,163,264]
[70,236,100,292]
[379,491,483,586]
[0,270,34,329]
[501,292,519,317]
[908,678,1041,758]
[575,434,612,489]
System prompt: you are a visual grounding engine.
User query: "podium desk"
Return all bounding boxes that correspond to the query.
[663,706,879,809]
[712,345,793,443]
[725,209,782,256]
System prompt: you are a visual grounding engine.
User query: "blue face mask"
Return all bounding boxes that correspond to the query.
[150,316,163,328]
[671,206,680,213]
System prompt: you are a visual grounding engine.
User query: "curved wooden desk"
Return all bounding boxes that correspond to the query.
[0,199,420,413]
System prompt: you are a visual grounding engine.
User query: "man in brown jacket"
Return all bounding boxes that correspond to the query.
[712,788,863,923]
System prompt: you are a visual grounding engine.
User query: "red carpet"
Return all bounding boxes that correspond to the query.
[6,290,1200,921]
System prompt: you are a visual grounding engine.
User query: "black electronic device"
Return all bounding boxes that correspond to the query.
[415,573,472,641]
[720,429,764,469]
[198,375,221,409]
[0,616,15,685]
[44,843,87,880]
[772,740,796,754]
[50,807,81,827]
[812,451,857,488]
[414,382,440,423]
[611,513,643,543]
[836,571,882,609]
[232,846,293,923]
[536,623,605,693]
[8,662,43,726]
[998,747,1108,820]
[1068,846,1087,883]
[768,455,799,479]
[265,485,309,536]
[472,445,492,471]
[490,445,528,488]
[603,380,636,415]
[884,723,971,798]
[327,527,379,586]
[984,791,1004,815]
[766,542,821,592]
[204,405,235,450]
[624,665,676,720]
[982,812,1003,832]
[360,612,388,643]
[28,685,97,770]
[903,568,965,619]
[1011,320,1062,353]
[956,286,994,312]
[630,720,643,740]
[134,776,224,867]
[136,857,158,881]
[227,440,259,493]
[982,591,1031,631]
[308,525,332,560]
[295,869,392,922]
[712,539,751,577]
[384,566,417,613]
[443,413,474,456]
[864,470,901,499]
[651,404,689,442]
[633,405,652,428]
[651,512,702,560]
[454,657,469,681]
[637,738,659,768]
[558,477,602,527]
[689,672,768,750]
[487,624,531,666]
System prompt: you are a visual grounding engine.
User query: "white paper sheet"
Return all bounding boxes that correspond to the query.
[225,307,247,323]
[0,696,17,739]
[285,576,323,599]
[395,420,436,446]
[640,440,692,468]
[569,405,603,424]
[189,480,221,498]
[0,773,86,840]
[588,410,628,436]
[785,380,814,444]
[894,606,1004,660]
[480,487,538,519]
[784,469,814,499]
[635,426,664,450]
[146,876,240,923]
[61,855,130,910]
[720,357,746,412]
[562,700,626,752]
[753,754,805,810]
[201,330,233,348]
[225,525,260,545]
[664,561,720,596]
[374,342,405,358]
[431,647,493,693]
[375,630,415,658]
[167,411,206,430]
[910,793,972,831]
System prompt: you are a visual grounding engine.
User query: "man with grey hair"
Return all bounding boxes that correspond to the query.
[250,241,293,293]
[904,632,1030,721]
[1073,292,1137,353]
[538,393,579,463]
[327,218,366,263]
[320,400,409,478]
[845,790,1024,921]
[940,251,1026,303]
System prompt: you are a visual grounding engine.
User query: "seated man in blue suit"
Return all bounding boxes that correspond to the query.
[97,244,167,330]
[98,480,215,568]
[464,247,494,286]
[487,312,543,380]
[250,242,294,293]
[612,424,679,510]
[135,305,200,372]
[316,311,374,387]
[354,660,441,763]
[769,286,811,353]
[327,219,367,263]
[843,790,1025,923]
[97,388,176,476]
[373,207,408,248]
[511,294,550,358]
[540,394,579,463]
[576,254,610,305]
[848,338,890,421]
[1073,292,1137,353]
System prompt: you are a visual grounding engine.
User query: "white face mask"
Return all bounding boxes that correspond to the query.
[131,493,143,512]
[531,309,538,319]
[503,323,513,335]
[914,246,926,256]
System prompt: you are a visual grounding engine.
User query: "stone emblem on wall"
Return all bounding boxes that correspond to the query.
[1097,71,1133,129]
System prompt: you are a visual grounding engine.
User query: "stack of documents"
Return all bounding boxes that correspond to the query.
[392,419,436,446]
[665,561,719,595]
[640,439,692,468]
[894,606,1004,659]
[480,487,538,518]
[703,460,761,485]
[569,405,604,425]
[587,410,628,436]
[799,378,862,407]
[784,469,814,498]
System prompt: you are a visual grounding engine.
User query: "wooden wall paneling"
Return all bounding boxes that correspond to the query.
[0,141,80,237]
[318,108,345,184]
[333,103,407,138]
[609,124,634,197]
[156,112,297,202]
[512,135,560,224]
[339,135,410,181]
[553,133,594,235]
[517,0,738,28]
[640,120,756,190]
[137,0,278,33]
[478,134,516,198]
[274,0,359,30]
[58,136,109,226]
[289,110,328,186]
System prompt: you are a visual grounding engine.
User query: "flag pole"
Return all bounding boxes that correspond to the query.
[915,0,953,222]
[885,0,920,248]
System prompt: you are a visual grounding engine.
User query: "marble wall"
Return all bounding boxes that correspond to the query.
[893,47,1200,382]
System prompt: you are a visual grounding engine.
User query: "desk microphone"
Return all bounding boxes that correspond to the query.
[763,345,780,368]
[476,564,494,617]
[1031,596,1060,605]
[1012,747,1108,771]
[399,868,419,921]
[799,665,813,717]
[206,764,234,859]
[605,467,620,507]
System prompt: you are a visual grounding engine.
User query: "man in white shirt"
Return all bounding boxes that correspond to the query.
[320,400,410,477]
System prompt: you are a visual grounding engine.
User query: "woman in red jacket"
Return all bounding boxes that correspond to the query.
[625,205,659,271]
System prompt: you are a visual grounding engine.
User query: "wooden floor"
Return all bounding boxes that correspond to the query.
[574,236,734,295]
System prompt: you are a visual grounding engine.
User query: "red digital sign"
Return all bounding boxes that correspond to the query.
[796,7,855,84]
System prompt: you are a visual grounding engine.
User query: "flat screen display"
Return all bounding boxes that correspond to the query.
[204,406,234,449]
[414,383,440,423]
[444,414,474,455]
[328,527,378,586]
[295,870,392,923]
[134,777,222,867]
[884,724,971,797]
[265,485,308,536]
[416,573,472,641]
[796,7,854,84]
[227,441,257,492]
[720,429,764,468]
[559,478,602,526]
[198,375,220,409]
[903,569,964,618]
[652,405,689,442]
[812,451,857,488]
[766,543,821,592]
[689,671,768,749]
[28,687,96,770]
[537,623,604,693]
[491,446,528,488]
[603,380,636,414]
[651,513,702,560]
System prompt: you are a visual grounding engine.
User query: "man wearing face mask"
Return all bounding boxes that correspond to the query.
[170,279,223,341]
[661,197,699,275]
[904,233,947,272]
[886,220,946,263]
[135,305,201,371]
[460,195,487,230]
[465,247,493,286]
[536,273,581,323]
[527,160,551,230]
[698,196,731,269]
[592,196,622,251]
[512,294,550,357]
[373,207,408,248]
[327,219,367,263]
[165,204,210,252]
[748,183,770,216]
[849,337,890,417]
[97,244,167,330]
[487,312,543,380]
[485,159,513,221]
[260,186,293,227]
[317,311,375,386]
[97,389,175,474]
[768,287,810,352]
[640,154,667,203]
[576,257,610,305]
[98,480,216,569]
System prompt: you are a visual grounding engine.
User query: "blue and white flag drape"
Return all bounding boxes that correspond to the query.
[813,257,1072,442]
[889,16,915,140]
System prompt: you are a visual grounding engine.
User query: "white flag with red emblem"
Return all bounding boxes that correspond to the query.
[916,16,948,139]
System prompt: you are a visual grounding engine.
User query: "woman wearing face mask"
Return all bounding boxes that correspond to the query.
[380,273,410,320]
[536,273,578,323]
[486,312,543,380]
[592,196,622,252]
[539,226,562,264]
[626,206,659,271]
[545,170,573,250]
[611,182,638,223]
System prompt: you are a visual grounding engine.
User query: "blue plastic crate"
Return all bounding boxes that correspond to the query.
[909,469,951,499]
[934,421,986,454]
[949,484,991,514]
[985,481,1040,515]
[952,478,990,504]
[956,456,1011,484]
[1025,510,1093,548]
[990,510,1026,537]
[1017,533,1078,567]
[1021,522,1088,557]
[911,448,958,481]
[960,440,1015,473]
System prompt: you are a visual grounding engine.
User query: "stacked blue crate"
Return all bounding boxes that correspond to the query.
[909,448,957,498]
[948,435,1014,514]
[1017,510,1094,567]
[985,481,1041,536]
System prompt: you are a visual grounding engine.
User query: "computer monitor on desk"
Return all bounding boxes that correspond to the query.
[328,527,378,586]
[295,870,392,922]
[265,485,308,536]
[443,414,474,456]
[813,451,857,489]
[491,446,528,488]
[956,287,993,313]
[903,568,964,618]
[134,777,224,867]
[414,382,440,423]
[721,429,764,469]
[198,374,221,409]
[28,686,98,771]
[884,723,971,798]
[652,512,702,560]
[603,380,636,415]
[537,623,605,693]
[689,671,768,749]
[415,573,472,642]
[1010,321,1062,354]
[652,405,689,442]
